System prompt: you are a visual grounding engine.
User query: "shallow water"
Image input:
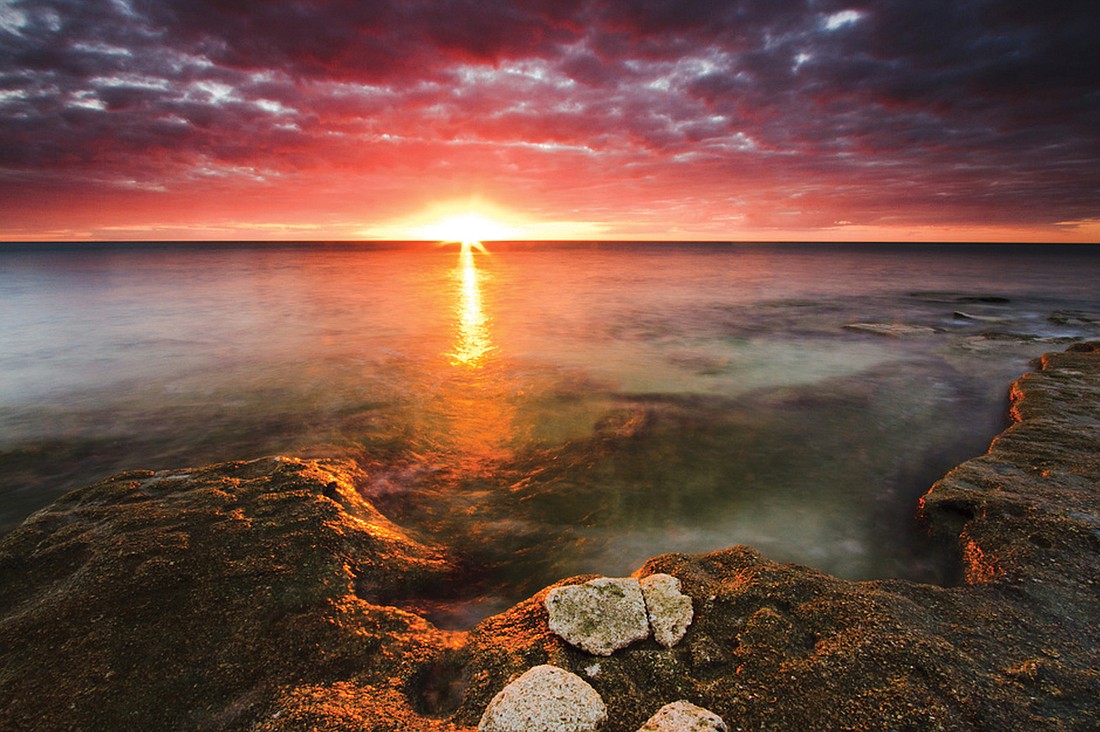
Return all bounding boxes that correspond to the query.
[2,241,1099,626]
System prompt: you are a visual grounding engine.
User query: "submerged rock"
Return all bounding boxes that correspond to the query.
[478,665,607,732]
[953,310,1009,322]
[1049,310,1100,326]
[546,577,650,656]
[639,573,693,648]
[843,322,937,337]
[637,701,727,731]
[908,291,1011,304]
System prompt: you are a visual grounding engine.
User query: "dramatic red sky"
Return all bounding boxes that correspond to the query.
[2,0,1098,242]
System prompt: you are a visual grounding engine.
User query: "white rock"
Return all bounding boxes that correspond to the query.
[637,700,728,731]
[546,577,650,656]
[640,573,693,647]
[478,665,607,732]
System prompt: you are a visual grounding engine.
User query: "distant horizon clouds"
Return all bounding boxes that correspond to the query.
[1,0,1098,241]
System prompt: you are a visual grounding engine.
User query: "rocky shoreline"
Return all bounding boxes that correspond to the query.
[2,344,1098,731]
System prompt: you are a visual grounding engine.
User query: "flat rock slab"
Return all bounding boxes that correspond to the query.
[546,577,650,656]
[637,701,727,731]
[640,573,693,648]
[479,665,607,732]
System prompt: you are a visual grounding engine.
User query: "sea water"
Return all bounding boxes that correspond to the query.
[2,242,1099,626]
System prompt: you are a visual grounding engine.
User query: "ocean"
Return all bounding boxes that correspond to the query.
[2,241,1098,626]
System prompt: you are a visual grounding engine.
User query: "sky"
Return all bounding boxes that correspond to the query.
[1,0,1098,242]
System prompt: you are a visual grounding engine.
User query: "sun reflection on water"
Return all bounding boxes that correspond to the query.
[435,240,515,473]
[450,241,494,368]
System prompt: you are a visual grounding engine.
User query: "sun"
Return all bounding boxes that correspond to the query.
[418,212,514,247]
[360,198,606,242]
[397,199,522,245]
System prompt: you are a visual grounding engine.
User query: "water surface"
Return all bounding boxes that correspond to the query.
[3,241,1099,626]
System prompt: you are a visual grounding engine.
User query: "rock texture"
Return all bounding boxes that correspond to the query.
[0,458,460,731]
[478,665,607,732]
[2,344,1099,731]
[637,701,727,731]
[546,577,650,656]
[640,573,693,648]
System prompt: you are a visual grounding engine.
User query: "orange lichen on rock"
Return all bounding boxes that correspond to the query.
[960,535,1002,584]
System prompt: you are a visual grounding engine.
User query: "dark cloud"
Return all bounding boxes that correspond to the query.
[1,0,1098,235]
[127,0,588,79]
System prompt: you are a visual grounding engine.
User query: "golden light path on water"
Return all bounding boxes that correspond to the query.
[450,240,493,367]
[434,239,514,474]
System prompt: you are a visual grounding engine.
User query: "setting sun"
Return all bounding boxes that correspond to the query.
[358,199,609,242]
[408,205,518,245]
[429,213,511,246]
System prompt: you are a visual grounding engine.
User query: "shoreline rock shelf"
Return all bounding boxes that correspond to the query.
[1,344,1099,730]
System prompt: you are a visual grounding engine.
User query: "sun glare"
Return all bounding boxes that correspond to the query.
[418,212,514,246]
[361,199,608,242]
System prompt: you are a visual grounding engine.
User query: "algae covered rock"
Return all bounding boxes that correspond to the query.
[639,573,693,648]
[637,700,727,731]
[543,573,694,656]
[0,457,458,731]
[478,664,607,732]
[546,577,650,656]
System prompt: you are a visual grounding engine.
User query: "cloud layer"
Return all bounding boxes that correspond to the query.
[2,0,1098,239]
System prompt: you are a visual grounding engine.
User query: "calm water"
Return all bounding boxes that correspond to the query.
[2,242,1099,626]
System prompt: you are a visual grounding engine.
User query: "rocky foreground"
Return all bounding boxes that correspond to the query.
[2,345,1098,731]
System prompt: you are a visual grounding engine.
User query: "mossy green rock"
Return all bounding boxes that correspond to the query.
[546,577,650,656]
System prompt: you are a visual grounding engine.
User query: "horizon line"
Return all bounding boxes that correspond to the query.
[2,239,1099,247]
